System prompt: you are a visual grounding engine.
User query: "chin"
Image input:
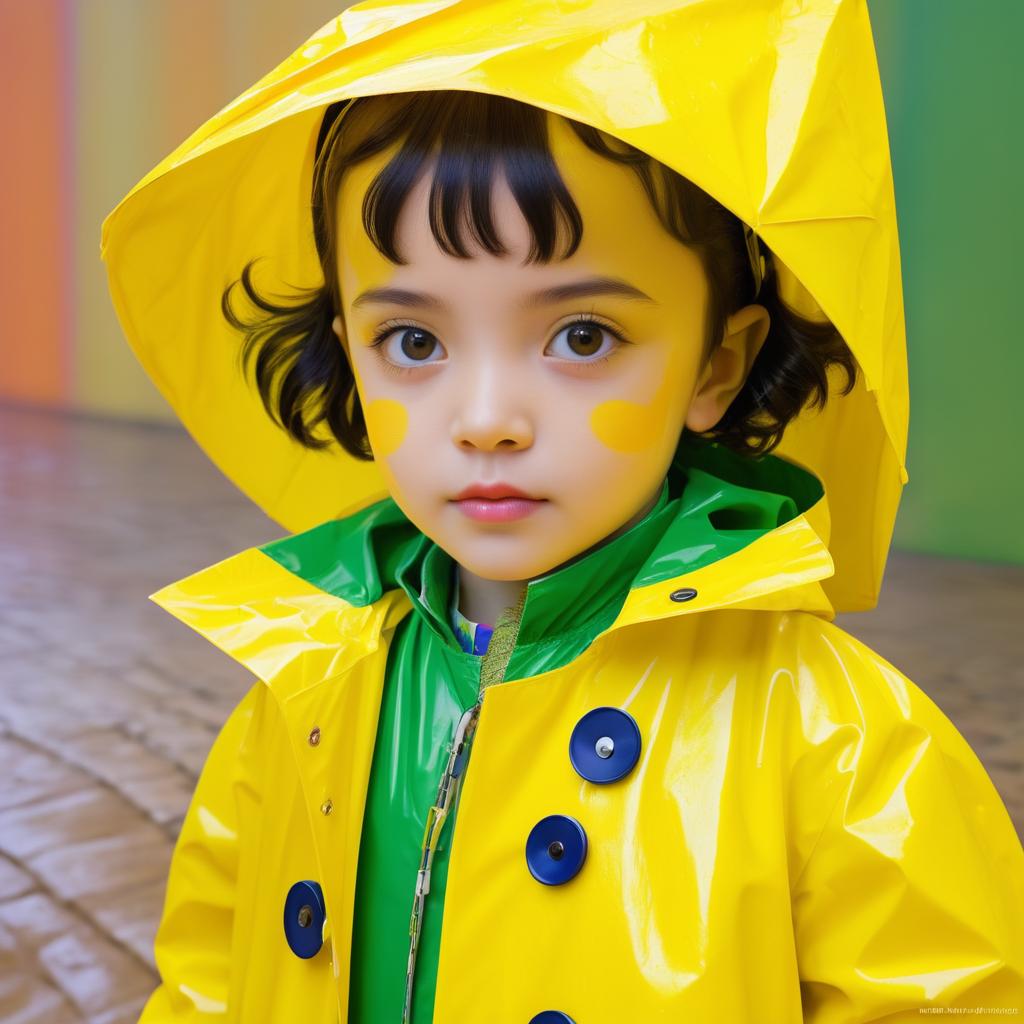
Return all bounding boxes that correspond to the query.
[446,535,571,583]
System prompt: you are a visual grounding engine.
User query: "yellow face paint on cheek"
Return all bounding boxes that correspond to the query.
[589,347,683,454]
[346,342,408,459]
[364,399,408,459]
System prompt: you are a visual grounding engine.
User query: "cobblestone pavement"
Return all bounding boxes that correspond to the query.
[1,404,1021,1022]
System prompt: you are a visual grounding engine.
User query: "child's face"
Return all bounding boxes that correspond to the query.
[333,113,762,582]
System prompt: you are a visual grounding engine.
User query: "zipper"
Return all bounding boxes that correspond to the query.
[401,699,481,1024]
[401,589,526,1023]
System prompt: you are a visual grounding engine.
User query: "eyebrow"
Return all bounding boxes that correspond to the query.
[350,275,657,311]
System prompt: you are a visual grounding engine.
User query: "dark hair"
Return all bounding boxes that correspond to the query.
[222,90,857,460]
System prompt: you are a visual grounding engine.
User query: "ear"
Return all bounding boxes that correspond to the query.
[685,304,770,433]
[331,314,351,361]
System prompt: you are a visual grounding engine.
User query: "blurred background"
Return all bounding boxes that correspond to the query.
[1,1,1022,1022]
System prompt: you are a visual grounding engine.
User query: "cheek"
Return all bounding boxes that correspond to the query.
[364,398,408,458]
[590,395,666,453]
[588,342,693,454]
[345,342,410,459]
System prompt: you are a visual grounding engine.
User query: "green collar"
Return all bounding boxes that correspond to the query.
[258,434,824,655]
[424,477,671,651]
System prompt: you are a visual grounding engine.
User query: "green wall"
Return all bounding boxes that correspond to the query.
[870,1,1024,564]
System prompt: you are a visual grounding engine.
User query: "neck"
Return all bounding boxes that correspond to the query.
[454,483,663,625]
[455,571,525,627]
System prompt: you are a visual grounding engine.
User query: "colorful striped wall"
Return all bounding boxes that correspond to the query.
[0,0,346,420]
[1,1,1021,563]
[1,0,70,408]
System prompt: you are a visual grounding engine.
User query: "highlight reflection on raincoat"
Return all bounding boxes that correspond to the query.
[98,1,1024,1021]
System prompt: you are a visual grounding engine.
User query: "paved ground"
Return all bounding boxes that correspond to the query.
[0,403,1021,1022]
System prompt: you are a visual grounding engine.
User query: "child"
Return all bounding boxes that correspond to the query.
[101,2,1024,1022]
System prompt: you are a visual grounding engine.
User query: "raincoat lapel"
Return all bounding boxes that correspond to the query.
[612,492,835,632]
[149,548,411,1008]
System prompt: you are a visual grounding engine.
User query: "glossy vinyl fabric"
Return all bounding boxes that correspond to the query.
[341,439,805,1020]
[139,436,1024,1022]
[101,0,907,613]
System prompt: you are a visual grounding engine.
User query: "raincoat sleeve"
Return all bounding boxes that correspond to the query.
[137,679,263,1022]
[789,622,1024,1020]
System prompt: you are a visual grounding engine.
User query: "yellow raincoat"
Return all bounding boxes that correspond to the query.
[99,1,1024,1021]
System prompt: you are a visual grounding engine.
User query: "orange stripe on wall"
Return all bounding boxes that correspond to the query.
[0,0,69,405]
[156,0,229,156]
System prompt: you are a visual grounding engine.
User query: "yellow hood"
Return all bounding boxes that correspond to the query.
[100,0,907,612]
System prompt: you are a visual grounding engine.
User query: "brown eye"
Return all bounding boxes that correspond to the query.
[399,328,437,361]
[565,323,604,356]
[546,319,621,362]
[377,325,446,367]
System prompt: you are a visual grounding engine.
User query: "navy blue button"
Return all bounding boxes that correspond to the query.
[525,815,587,885]
[283,880,325,959]
[569,706,641,784]
[529,1013,576,1023]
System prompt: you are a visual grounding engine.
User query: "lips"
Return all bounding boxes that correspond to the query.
[451,482,547,523]
[453,482,540,501]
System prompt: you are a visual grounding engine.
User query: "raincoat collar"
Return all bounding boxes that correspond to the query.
[147,435,836,702]
[260,431,832,644]
[413,477,671,654]
[512,476,671,646]
[415,433,821,661]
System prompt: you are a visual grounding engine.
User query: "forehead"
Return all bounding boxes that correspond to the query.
[335,109,705,304]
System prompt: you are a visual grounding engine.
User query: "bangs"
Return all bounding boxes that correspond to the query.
[225,88,855,464]
[314,91,584,266]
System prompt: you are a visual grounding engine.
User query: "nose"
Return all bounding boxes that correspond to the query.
[450,363,534,452]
